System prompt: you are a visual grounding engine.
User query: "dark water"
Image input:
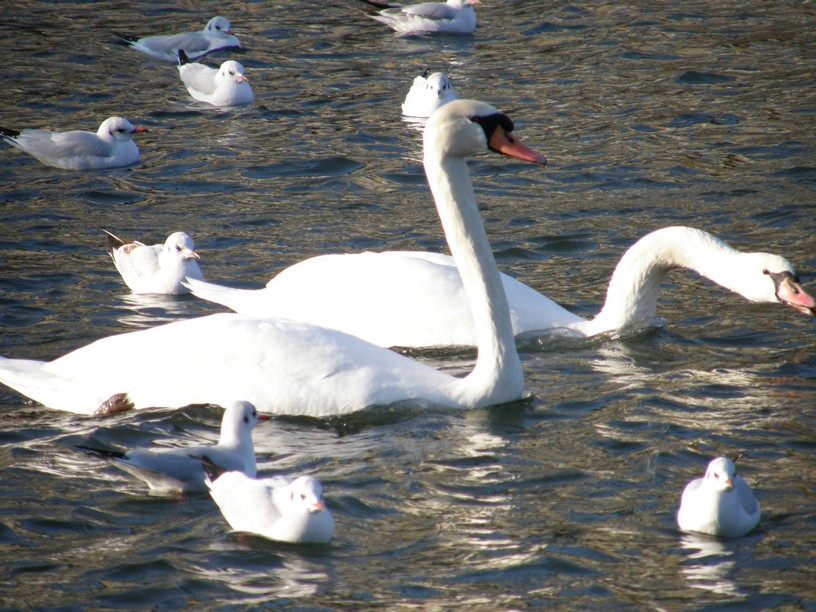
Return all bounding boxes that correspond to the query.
[1,0,815,608]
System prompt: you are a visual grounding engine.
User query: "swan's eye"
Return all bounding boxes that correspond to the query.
[763,269,770,275]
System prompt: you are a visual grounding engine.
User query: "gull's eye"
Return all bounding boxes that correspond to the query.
[300,493,307,501]
[243,414,249,424]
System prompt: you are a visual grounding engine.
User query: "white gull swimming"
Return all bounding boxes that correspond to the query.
[116,16,240,63]
[177,51,254,107]
[105,230,203,295]
[677,457,761,538]
[0,117,146,170]
[205,467,334,544]
[78,401,265,494]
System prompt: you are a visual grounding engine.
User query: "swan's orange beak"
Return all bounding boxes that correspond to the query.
[776,275,816,315]
[488,128,547,166]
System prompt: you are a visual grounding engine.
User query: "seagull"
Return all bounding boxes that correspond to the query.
[77,401,266,494]
[116,16,240,63]
[205,464,335,544]
[0,117,146,170]
[360,0,478,35]
[104,229,204,295]
[402,70,459,117]
[177,50,254,107]
[677,457,761,538]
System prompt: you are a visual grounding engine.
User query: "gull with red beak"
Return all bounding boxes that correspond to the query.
[104,229,203,295]
[77,401,266,495]
[205,465,335,545]
[0,117,146,170]
[177,51,254,107]
[360,0,479,35]
[677,456,761,538]
[116,16,240,63]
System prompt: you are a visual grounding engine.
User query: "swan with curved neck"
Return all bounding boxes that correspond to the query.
[0,100,546,415]
[187,226,815,348]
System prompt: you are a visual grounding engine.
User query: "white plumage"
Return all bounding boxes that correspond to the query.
[105,230,203,295]
[79,401,265,494]
[0,117,145,170]
[206,469,334,544]
[677,457,761,538]
[117,16,240,63]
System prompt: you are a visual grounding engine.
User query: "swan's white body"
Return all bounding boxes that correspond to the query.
[79,401,264,494]
[117,16,240,63]
[105,230,203,295]
[0,117,145,170]
[178,57,253,107]
[207,471,334,544]
[402,72,459,118]
[186,227,816,348]
[368,0,477,35]
[677,457,761,538]
[0,100,545,416]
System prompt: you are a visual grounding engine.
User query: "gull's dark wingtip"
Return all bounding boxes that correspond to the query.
[0,126,20,140]
[113,33,139,46]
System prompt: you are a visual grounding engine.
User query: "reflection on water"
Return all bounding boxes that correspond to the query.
[679,533,741,597]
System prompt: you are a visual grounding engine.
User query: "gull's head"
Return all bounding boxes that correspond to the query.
[222,400,268,437]
[703,457,737,491]
[218,60,248,84]
[288,476,327,514]
[99,117,147,142]
[425,72,455,99]
[163,231,200,261]
[206,16,233,36]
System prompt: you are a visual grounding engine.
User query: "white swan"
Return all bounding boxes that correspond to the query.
[78,401,265,494]
[677,457,761,538]
[360,0,477,35]
[0,117,146,170]
[0,100,546,416]
[105,229,203,295]
[186,226,816,348]
[116,16,240,63]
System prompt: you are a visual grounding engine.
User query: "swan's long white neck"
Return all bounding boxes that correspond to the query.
[423,149,523,405]
[586,226,747,335]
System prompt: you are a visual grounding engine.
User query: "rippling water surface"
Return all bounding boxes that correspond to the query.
[1,1,815,608]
